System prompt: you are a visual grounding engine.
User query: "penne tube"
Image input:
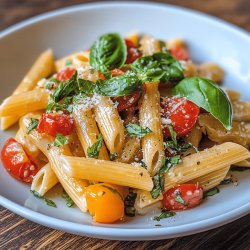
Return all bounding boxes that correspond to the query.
[72,106,109,160]
[0,89,49,117]
[31,163,58,196]
[186,124,202,148]
[233,159,250,167]
[94,96,125,154]
[20,113,89,212]
[225,89,240,102]
[164,142,250,190]
[232,101,250,122]
[139,82,165,175]
[198,63,224,83]
[140,35,161,55]
[60,155,153,191]
[189,166,230,191]
[67,132,85,157]
[1,49,55,130]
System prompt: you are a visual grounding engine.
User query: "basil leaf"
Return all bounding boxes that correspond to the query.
[30,190,57,208]
[124,189,137,217]
[203,187,220,198]
[96,72,142,97]
[62,191,74,207]
[77,78,96,95]
[170,155,181,165]
[167,124,177,147]
[131,52,184,82]
[52,71,78,102]
[45,78,59,90]
[173,77,232,129]
[27,118,39,134]
[90,33,127,72]
[87,134,103,158]
[175,193,188,206]
[154,210,175,221]
[150,174,164,199]
[53,134,69,147]
[126,123,152,138]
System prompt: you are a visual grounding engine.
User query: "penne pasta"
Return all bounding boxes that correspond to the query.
[225,89,240,102]
[1,49,54,130]
[232,101,250,122]
[94,96,125,154]
[139,82,165,175]
[60,155,153,191]
[72,106,109,159]
[20,113,89,212]
[0,89,49,117]
[31,163,58,196]
[140,35,161,55]
[126,32,139,46]
[198,63,224,83]
[186,124,202,148]
[164,142,250,190]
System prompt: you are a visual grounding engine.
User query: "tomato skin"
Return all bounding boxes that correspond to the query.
[170,46,190,61]
[161,97,199,137]
[56,67,76,82]
[86,183,125,223]
[111,68,124,77]
[1,138,38,183]
[163,184,203,211]
[37,113,74,137]
[125,39,142,64]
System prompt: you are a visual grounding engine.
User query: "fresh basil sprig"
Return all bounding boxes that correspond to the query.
[126,123,152,138]
[173,77,232,129]
[90,33,127,73]
[131,52,184,83]
[87,134,103,158]
[53,134,69,147]
[27,118,39,134]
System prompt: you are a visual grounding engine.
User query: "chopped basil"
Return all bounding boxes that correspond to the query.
[150,174,164,199]
[62,191,74,207]
[167,124,177,147]
[131,52,184,83]
[170,155,182,165]
[30,190,57,208]
[53,134,69,147]
[124,189,137,217]
[220,178,233,185]
[203,187,220,198]
[140,160,147,169]
[126,123,152,138]
[173,77,232,129]
[45,78,60,90]
[65,59,72,66]
[90,33,127,73]
[175,191,188,206]
[153,210,176,221]
[87,134,103,158]
[27,118,39,134]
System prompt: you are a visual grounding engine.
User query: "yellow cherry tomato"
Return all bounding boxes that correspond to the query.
[86,183,126,223]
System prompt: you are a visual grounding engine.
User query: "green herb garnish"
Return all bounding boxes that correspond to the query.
[126,123,152,138]
[153,210,176,221]
[110,152,118,161]
[174,191,188,206]
[124,189,137,217]
[62,191,74,207]
[53,133,69,147]
[27,118,39,134]
[87,134,103,158]
[203,187,220,198]
[167,124,177,147]
[30,190,57,208]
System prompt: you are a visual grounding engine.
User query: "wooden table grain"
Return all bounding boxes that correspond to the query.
[1,0,250,249]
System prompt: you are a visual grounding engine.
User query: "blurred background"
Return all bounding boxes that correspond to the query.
[1,0,250,32]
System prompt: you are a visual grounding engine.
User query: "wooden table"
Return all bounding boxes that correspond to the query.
[1,0,250,249]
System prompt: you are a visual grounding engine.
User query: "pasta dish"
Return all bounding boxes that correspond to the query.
[1,32,249,223]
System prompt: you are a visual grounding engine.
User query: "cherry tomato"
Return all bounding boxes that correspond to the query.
[113,91,141,112]
[86,183,125,223]
[1,138,38,183]
[56,67,76,82]
[98,72,106,80]
[37,113,74,137]
[161,97,199,137]
[111,68,124,77]
[125,39,142,64]
[163,184,203,211]
[170,46,190,61]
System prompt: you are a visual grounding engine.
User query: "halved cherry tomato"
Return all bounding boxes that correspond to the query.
[125,39,142,64]
[161,97,199,137]
[86,183,126,223]
[1,138,38,183]
[113,91,141,112]
[56,67,76,82]
[170,46,190,61]
[163,184,203,211]
[37,113,74,137]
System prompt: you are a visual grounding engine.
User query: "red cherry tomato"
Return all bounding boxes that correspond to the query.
[112,91,141,112]
[56,67,76,82]
[98,72,106,80]
[1,138,38,183]
[163,184,203,211]
[161,97,199,137]
[170,46,190,61]
[111,68,124,77]
[37,113,74,137]
[125,39,142,64]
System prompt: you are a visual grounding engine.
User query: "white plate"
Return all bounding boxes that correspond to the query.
[0,2,250,241]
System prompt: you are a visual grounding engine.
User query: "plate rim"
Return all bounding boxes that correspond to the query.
[0,1,250,240]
